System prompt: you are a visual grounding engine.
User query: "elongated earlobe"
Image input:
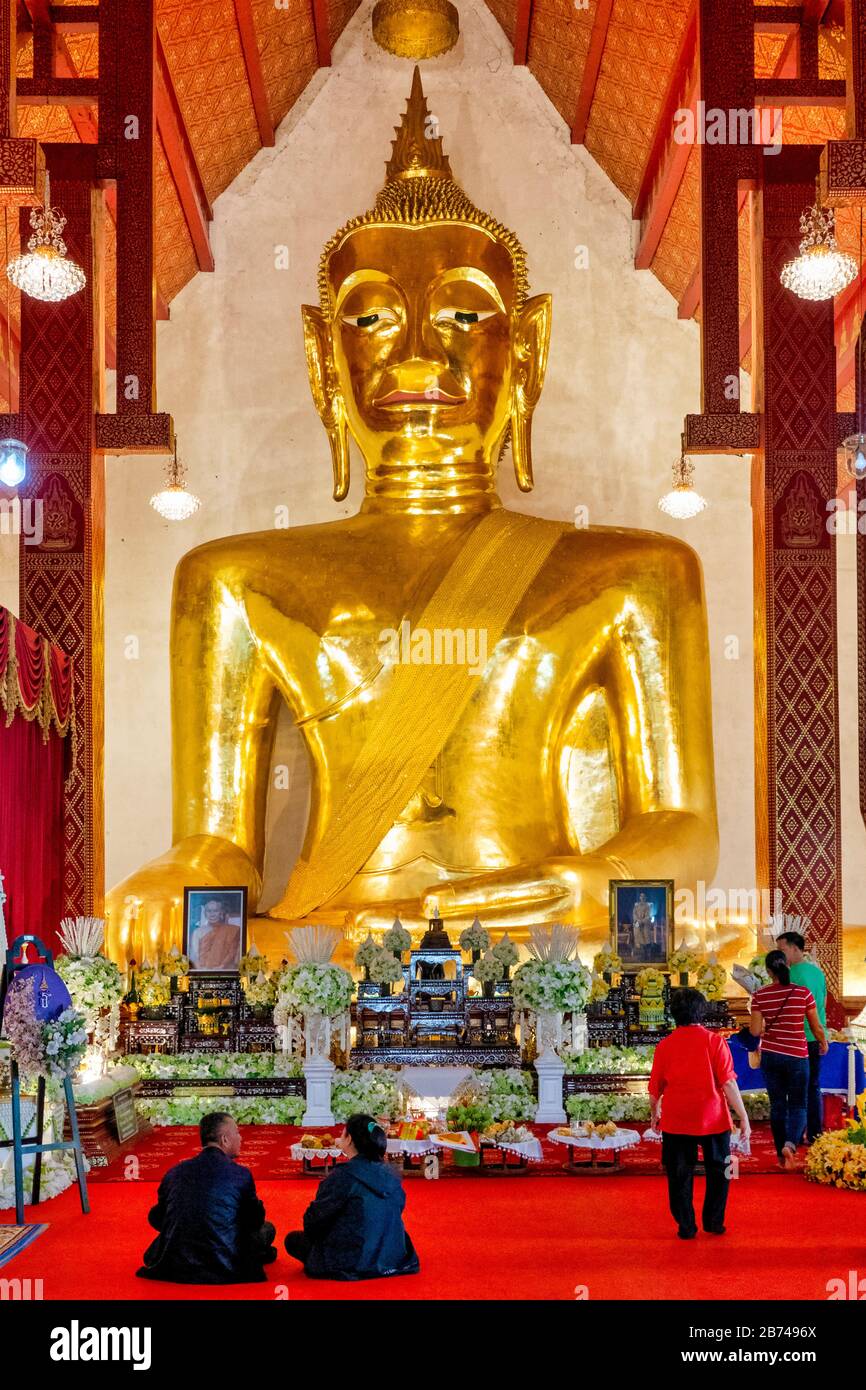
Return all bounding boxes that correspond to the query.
[511,293,552,493]
[302,303,351,501]
[328,408,351,501]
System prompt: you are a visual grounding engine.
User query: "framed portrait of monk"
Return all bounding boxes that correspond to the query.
[609,880,674,970]
[183,887,248,973]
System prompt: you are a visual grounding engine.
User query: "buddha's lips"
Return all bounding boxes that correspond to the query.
[375,388,466,406]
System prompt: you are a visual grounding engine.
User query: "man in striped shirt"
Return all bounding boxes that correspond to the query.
[750,949,828,1169]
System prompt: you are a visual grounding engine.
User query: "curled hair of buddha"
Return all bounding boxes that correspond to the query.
[318,66,529,313]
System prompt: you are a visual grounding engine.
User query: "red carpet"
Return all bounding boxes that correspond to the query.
[2,1171,861,1301]
[85,1122,787,1181]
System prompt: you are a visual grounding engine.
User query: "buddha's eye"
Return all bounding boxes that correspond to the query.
[341,308,398,329]
[434,308,496,329]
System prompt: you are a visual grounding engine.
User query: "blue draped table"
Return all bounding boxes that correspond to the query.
[728,1037,865,1097]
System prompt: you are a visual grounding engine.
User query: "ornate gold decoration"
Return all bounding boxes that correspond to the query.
[372,0,459,59]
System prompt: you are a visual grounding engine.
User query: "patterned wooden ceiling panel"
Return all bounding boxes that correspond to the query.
[584,0,692,206]
[650,143,700,305]
[527,0,594,131]
[17,104,79,142]
[328,0,363,45]
[153,127,198,303]
[156,0,262,205]
[252,0,317,129]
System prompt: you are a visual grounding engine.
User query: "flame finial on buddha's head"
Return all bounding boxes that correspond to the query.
[317,67,528,311]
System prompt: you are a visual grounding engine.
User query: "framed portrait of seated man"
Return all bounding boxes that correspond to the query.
[609,880,674,970]
[183,887,248,973]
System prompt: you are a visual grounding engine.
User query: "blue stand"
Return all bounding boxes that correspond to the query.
[0,934,90,1224]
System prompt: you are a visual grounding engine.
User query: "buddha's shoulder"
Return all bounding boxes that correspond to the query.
[174,518,356,572]
[522,514,702,571]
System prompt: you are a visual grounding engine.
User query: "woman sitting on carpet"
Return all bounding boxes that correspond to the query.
[284,1113,420,1281]
[649,987,751,1240]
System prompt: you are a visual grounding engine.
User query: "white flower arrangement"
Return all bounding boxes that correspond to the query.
[747,954,771,987]
[491,933,519,968]
[561,1043,656,1075]
[275,961,355,1018]
[466,1068,536,1122]
[118,1052,303,1081]
[332,1068,400,1121]
[54,953,123,1031]
[354,934,381,971]
[383,920,411,955]
[566,1091,652,1123]
[41,1007,89,1079]
[368,947,403,986]
[243,970,276,1008]
[472,951,502,984]
[2,980,87,1080]
[137,1095,306,1127]
[459,919,490,953]
[512,958,591,1013]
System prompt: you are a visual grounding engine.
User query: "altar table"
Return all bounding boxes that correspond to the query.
[729,1038,865,1102]
[548,1126,641,1174]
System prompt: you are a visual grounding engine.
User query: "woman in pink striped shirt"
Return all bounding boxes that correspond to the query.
[750,949,828,1170]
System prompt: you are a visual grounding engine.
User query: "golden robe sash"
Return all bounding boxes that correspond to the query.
[272,509,562,919]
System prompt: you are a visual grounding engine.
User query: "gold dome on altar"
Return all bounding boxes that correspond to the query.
[372,0,459,59]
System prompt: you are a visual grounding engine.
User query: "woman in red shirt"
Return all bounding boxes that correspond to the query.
[649,988,750,1239]
[750,949,827,1170]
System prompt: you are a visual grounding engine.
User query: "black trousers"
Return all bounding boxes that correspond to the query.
[248,1221,277,1265]
[661,1131,730,1234]
[806,1040,823,1143]
[285,1230,311,1264]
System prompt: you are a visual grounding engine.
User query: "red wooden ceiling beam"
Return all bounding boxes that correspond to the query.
[513,0,532,65]
[571,0,614,143]
[634,4,698,268]
[154,34,214,272]
[232,0,274,148]
[22,0,97,140]
[310,0,330,67]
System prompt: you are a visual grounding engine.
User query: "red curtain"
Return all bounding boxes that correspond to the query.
[0,607,73,958]
[0,716,65,954]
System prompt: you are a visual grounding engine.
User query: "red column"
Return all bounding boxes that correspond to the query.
[17,162,104,916]
[754,148,844,1021]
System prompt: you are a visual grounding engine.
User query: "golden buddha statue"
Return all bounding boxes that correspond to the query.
[106,69,719,963]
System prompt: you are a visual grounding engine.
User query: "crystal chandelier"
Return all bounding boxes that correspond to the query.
[780,203,857,302]
[658,442,707,519]
[6,172,86,303]
[149,441,200,521]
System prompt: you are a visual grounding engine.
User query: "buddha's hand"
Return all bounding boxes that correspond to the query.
[420,853,620,931]
[105,835,262,955]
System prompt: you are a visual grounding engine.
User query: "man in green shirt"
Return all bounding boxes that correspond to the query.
[777,931,827,1141]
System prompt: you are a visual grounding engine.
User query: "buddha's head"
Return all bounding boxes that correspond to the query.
[304,67,551,508]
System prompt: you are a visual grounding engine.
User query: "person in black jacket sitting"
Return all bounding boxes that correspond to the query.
[137,1111,276,1284]
[285,1113,419,1280]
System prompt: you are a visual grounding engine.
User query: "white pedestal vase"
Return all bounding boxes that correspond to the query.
[533,1010,567,1123]
[302,1055,336,1127]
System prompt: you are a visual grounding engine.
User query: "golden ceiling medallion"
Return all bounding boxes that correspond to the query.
[372,0,459,59]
